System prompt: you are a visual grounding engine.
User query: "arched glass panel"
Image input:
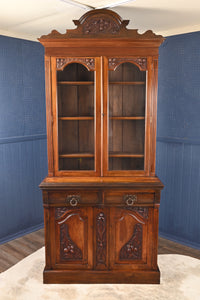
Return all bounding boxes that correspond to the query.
[108,62,146,171]
[57,63,95,171]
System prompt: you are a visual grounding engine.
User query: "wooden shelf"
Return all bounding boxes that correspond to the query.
[109,81,145,85]
[110,116,145,120]
[57,81,94,85]
[109,153,144,158]
[60,153,94,158]
[59,117,94,121]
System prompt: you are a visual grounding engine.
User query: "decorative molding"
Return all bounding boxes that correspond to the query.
[96,212,107,265]
[39,9,164,41]
[60,223,82,260]
[108,57,147,71]
[119,223,142,260]
[56,58,95,71]
[124,207,149,219]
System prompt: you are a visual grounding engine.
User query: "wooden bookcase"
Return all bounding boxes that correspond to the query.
[39,9,164,284]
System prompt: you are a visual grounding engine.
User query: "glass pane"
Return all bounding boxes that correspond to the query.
[57,63,95,171]
[108,62,146,171]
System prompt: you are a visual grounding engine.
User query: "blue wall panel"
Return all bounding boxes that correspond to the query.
[157,32,200,249]
[0,35,47,243]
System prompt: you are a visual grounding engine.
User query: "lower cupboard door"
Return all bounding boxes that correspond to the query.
[54,206,93,269]
[109,207,150,270]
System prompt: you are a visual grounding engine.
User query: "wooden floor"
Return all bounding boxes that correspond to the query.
[0,228,199,273]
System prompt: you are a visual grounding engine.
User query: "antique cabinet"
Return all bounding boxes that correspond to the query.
[39,9,164,284]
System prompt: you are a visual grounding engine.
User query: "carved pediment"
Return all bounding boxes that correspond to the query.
[39,9,164,40]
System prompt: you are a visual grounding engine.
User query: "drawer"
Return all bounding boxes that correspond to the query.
[104,191,155,206]
[47,190,100,206]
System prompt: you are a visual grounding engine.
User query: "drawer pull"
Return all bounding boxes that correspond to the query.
[124,194,137,206]
[66,195,80,206]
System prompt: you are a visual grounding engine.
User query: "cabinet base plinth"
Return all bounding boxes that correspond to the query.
[43,267,160,284]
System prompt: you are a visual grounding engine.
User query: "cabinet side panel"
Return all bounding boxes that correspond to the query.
[150,57,159,176]
[45,56,54,176]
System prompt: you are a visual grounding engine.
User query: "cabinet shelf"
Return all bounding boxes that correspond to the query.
[109,153,144,158]
[110,116,145,120]
[60,153,94,158]
[110,81,145,85]
[59,117,94,121]
[57,81,94,85]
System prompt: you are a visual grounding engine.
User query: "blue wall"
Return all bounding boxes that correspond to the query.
[157,31,200,249]
[0,35,47,243]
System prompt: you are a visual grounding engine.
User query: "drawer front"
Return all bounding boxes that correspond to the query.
[47,190,100,205]
[104,190,155,205]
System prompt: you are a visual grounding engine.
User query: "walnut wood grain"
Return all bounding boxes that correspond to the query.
[39,8,164,284]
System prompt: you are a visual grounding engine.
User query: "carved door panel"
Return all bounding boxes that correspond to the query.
[109,207,149,270]
[55,207,93,269]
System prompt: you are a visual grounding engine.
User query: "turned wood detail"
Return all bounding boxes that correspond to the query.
[60,223,83,260]
[108,57,147,71]
[96,212,107,265]
[124,207,149,219]
[39,9,164,40]
[56,58,95,71]
[119,223,142,260]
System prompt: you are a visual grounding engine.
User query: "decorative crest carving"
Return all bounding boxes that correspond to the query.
[39,9,164,41]
[119,223,142,260]
[56,58,95,71]
[96,212,107,265]
[108,57,147,71]
[83,17,120,35]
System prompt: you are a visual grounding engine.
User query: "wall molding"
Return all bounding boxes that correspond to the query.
[157,136,200,145]
[0,222,44,245]
[0,134,47,145]
[159,231,200,250]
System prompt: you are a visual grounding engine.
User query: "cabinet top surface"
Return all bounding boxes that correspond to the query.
[40,176,164,190]
[38,9,164,45]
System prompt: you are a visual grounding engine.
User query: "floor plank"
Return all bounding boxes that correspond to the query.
[0,228,199,273]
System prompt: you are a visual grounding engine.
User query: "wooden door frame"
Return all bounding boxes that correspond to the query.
[51,56,101,177]
[103,56,151,177]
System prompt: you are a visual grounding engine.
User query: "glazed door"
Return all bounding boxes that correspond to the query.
[109,207,150,269]
[52,57,101,176]
[55,207,93,269]
[103,57,150,176]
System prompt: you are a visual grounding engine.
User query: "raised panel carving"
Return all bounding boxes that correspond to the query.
[60,223,83,260]
[119,223,142,260]
[56,209,88,263]
[96,212,107,266]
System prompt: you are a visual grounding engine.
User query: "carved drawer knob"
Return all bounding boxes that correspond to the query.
[124,194,137,206]
[66,195,80,206]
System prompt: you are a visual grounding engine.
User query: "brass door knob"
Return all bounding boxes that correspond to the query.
[124,194,137,206]
[66,195,80,206]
